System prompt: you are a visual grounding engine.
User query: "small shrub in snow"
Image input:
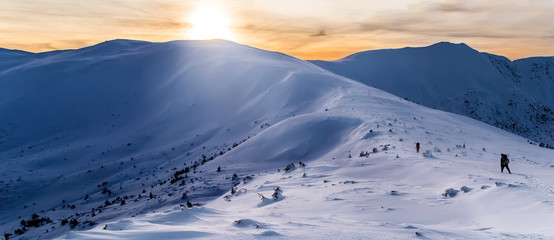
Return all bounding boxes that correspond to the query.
[442,188,459,198]
[460,186,472,193]
[299,161,306,177]
[14,228,25,235]
[422,150,433,158]
[272,187,283,199]
[234,219,259,228]
[257,193,266,201]
[284,163,296,173]
[372,148,378,153]
[20,214,52,228]
[243,176,253,184]
[69,219,79,229]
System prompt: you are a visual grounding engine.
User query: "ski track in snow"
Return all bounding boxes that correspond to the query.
[520,174,554,198]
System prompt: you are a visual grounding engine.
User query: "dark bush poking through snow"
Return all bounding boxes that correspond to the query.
[20,214,52,228]
[272,187,283,199]
[69,219,79,229]
[422,150,434,158]
[442,188,459,197]
[234,219,259,228]
[460,186,472,193]
[284,163,296,173]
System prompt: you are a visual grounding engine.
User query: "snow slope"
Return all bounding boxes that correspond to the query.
[0,40,553,239]
[310,42,554,147]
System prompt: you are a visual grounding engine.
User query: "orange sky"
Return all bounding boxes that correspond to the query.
[1,0,553,60]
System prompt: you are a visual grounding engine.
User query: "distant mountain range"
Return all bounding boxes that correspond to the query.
[310,42,554,147]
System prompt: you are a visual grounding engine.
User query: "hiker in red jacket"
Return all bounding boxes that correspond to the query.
[500,153,511,174]
[416,142,420,153]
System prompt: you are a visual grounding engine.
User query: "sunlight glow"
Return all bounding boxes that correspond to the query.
[186,3,236,41]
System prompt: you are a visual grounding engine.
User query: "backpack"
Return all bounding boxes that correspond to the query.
[501,154,509,164]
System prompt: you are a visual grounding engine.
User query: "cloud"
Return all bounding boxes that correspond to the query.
[434,1,474,13]
[310,30,327,37]
[114,18,190,30]
[2,0,553,60]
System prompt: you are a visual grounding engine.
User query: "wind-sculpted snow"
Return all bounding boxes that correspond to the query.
[311,42,554,146]
[0,40,553,239]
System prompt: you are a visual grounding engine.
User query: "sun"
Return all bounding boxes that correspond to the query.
[186,3,236,41]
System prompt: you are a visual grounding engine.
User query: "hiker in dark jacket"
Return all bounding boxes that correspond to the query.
[500,153,511,174]
[416,142,420,153]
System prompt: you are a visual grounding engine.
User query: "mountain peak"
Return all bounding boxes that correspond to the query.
[422,41,474,52]
[311,42,554,146]
[0,47,32,57]
[338,41,477,62]
[429,41,468,47]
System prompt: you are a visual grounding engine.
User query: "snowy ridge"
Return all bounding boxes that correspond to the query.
[311,42,554,147]
[0,40,553,239]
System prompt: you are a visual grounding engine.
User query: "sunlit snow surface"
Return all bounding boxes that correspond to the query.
[0,40,552,239]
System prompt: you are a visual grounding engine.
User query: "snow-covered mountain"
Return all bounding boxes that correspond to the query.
[0,40,553,239]
[310,42,554,147]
